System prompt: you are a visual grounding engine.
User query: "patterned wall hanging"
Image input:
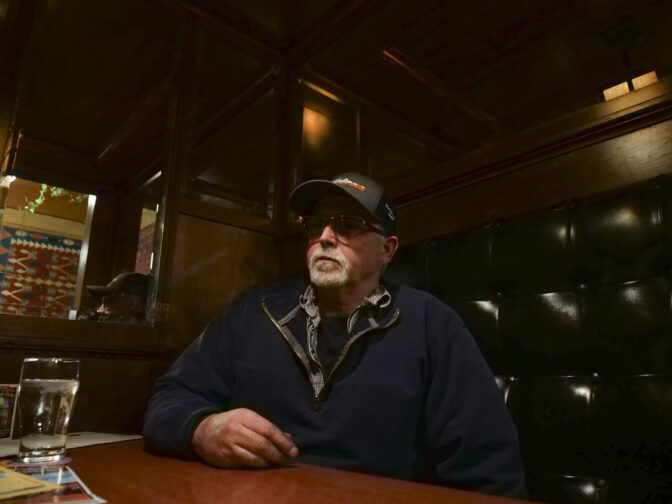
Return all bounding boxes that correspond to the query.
[0,226,82,318]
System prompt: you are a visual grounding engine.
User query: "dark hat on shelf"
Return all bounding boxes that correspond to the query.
[288,172,396,236]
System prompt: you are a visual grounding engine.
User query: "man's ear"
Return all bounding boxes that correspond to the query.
[381,235,399,265]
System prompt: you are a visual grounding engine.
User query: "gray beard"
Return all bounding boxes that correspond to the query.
[308,247,350,287]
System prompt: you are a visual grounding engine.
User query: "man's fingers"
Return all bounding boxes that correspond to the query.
[241,411,298,458]
[191,409,298,469]
[230,444,272,469]
[239,426,293,465]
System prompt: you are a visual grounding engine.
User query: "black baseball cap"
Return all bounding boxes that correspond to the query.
[289,172,396,236]
[87,272,150,298]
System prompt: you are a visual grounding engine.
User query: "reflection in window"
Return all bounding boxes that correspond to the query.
[188,90,276,220]
[301,82,358,181]
[0,176,95,319]
[135,205,158,275]
[72,170,163,326]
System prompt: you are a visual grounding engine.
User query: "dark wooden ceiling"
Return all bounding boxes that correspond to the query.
[2,0,671,211]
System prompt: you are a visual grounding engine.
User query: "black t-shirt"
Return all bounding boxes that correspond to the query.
[318,317,349,375]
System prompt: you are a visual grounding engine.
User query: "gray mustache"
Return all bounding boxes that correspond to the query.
[310,248,345,267]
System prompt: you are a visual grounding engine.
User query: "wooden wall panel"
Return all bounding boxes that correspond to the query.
[74,357,170,433]
[163,213,281,353]
[397,118,672,244]
[0,352,170,435]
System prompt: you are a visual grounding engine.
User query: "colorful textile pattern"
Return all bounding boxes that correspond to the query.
[135,224,154,275]
[0,226,82,319]
[0,227,10,287]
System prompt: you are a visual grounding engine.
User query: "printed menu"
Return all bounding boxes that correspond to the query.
[0,465,105,503]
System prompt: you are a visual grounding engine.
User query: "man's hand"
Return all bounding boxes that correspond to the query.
[191,408,299,468]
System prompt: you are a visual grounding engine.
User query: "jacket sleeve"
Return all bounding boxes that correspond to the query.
[143,308,235,457]
[421,301,527,499]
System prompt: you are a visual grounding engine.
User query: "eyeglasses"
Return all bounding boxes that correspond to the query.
[101,293,129,307]
[298,214,385,243]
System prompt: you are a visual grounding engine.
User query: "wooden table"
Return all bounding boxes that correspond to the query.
[68,440,533,503]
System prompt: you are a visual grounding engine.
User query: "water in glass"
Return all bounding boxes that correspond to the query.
[16,358,80,463]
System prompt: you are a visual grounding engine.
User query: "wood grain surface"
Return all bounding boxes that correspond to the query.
[68,440,534,504]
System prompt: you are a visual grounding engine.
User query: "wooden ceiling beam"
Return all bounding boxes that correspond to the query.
[386,79,672,206]
[96,77,172,163]
[0,0,44,175]
[125,69,279,188]
[8,134,102,194]
[289,0,389,66]
[302,69,458,160]
[113,157,163,199]
[150,0,282,65]
[381,47,505,136]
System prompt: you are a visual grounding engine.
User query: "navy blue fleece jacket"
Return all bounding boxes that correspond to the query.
[143,278,526,498]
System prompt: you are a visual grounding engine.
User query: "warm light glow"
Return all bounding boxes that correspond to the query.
[632,71,658,90]
[381,49,404,66]
[603,81,630,101]
[302,81,344,104]
[303,108,329,148]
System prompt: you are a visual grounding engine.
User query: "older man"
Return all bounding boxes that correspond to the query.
[85,272,149,324]
[143,172,526,498]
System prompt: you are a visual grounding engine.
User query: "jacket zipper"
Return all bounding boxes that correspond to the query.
[262,302,311,369]
[262,303,325,412]
[263,302,400,412]
[305,308,400,411]
[321,309,401,395]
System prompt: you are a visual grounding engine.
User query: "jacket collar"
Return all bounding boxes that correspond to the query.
[261,277,401,398]
[261,278,398,329]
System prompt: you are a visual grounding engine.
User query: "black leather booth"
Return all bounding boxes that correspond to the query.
[386,175,672,504]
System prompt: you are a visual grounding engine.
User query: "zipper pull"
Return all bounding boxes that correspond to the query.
[312,394,320,412]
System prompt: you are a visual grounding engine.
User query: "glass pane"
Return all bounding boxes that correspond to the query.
[135,206,157,275]
[1,0,182,329]
[364,112,442,183]
[0,177,93,319]
[187,90,277,219]
[75,170,164,326]
[301,82,359,181]
[0,168,167,326]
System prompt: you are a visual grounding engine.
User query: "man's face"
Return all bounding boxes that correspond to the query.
[96,293,139,322]
[305,196,397,288]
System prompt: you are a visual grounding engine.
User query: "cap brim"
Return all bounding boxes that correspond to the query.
[87,285,117,292]
[289,180,366,216]
[86,285,117,298]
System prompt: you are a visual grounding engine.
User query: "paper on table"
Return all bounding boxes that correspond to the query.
[62,432,142,449]
[0,432,142,458]
[3,466,106,503]
[0,466,61,500]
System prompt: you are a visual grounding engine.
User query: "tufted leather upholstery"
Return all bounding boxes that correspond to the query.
[387,175,672,503]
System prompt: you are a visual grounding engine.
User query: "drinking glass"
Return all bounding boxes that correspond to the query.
[16,357,80,463]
